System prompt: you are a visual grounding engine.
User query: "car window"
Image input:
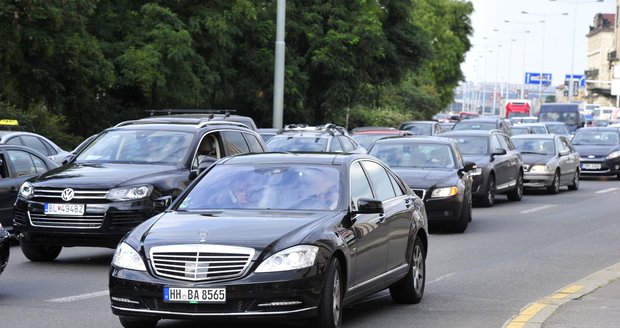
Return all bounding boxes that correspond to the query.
[0,154,8,178]
[267,136,329,152]
[21,135,53,156]
[221,131,250,155]
[5,137,22,146]
[350,161,374,210]
[450,136,489,155]
[387,170,406,196]
[338,136,356,152]
[6,149,39,177]
[490,135,502,151]
[329,138,344,152]
[243,133,264,153]
[361,161,396,201]
[497,135,512,151]
[560,137,574,152]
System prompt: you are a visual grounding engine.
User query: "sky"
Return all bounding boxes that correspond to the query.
[463,0,616,87]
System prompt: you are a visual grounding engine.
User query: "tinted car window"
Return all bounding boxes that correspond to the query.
[402,123,432,135]
[572,130,620,145]
[267,136,328,152]
[350,161,374,209]
[329,138,343,152]
[221,131,250,155]
[451,136,489,155]
[243,133,264,153]
[7,149,38,176]
[362,161,396,201]
[338,136,356,152]
[513,138,556,155]
[5,137,21,146]
[490,135,502,151]
[23,136,57,156]
[388,171,406,196]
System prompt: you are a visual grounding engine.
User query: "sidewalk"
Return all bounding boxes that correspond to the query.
[502,262,620,328]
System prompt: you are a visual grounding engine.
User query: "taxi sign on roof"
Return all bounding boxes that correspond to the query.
[0,119,19,126]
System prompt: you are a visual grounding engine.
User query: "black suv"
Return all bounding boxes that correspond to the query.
[13,120,266,261]
[266,123,366,153]
[441,130,524,207]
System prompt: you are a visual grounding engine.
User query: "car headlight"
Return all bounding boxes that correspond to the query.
[431,186,459,198]
[530,164,552,173]
[112,242,146,271]
[255,245,319,273]
[106,185,153,201]
[606,150,620,160]
[19,182,34,199]
[470,167,482,176]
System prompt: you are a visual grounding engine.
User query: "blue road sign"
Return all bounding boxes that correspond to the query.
[525,72,552,86]
[565,74,585,87]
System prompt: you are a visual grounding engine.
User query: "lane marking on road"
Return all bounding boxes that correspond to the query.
[428,272,455,284]
[46,290,109,303]
[505,303,547,328]
[519,204,557,214]
[595,188,619,194]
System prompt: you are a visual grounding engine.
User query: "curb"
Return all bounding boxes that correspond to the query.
[502,262,620,328]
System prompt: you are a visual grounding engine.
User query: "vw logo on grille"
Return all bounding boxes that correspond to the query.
[61,188,75,201]
[199,229,208,243]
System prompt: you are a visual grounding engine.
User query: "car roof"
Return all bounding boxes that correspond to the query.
[373,136,453,145]
[112,120,255,133]
[511,134,557,140]
[440,129,498,137]
[456,117,500,123]
[219,152,371,166]
[139,113,258,131]
[352,130,409,135]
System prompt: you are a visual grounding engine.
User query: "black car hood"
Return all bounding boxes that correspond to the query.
[140,211,333,255]
[573,145,620,157]
[34,162,184,188]
[394,168,456,189]
[521,154,552,165]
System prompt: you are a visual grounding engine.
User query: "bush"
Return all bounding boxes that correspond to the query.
[328,106,410,131]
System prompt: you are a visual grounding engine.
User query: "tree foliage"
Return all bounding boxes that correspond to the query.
[0,0,473,147]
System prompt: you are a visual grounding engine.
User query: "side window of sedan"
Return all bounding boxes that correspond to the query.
[490,135,502,151]
[221,131,250,155]
[6,149,39,177]
[22,135,54,156]
[361,161,396,201]
[498,135,512,151]
[243,133,264,153]
[5,137,22,146]
[387,171,406,196]
[350,162,374,210]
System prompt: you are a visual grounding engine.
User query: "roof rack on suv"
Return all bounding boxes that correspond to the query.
[115,119,249,129]
[146,109,237,116]
[280,123,348,136]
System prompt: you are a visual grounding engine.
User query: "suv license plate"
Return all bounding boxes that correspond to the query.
[44,203,85,216]
[164,287,226,303]
[582,163,601,170]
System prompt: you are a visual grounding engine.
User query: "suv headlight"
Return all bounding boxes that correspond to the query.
[255,245,319,273]
[470,167,482,176]
[19,182,34,199]
[606,150,620,160]
[530,164,552,173]
[106,185,153,201]
[431,186,458,198]
[112,242,146,271]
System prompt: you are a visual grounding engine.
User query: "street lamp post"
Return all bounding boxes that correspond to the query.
[504,20,543,100]
[493,29,529,100]
[272,0,286,129]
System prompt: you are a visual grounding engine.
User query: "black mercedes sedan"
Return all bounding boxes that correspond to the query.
[0,223,9,277]
[109,153,428,328]
[570,127,620,179]
[369,137,475,233]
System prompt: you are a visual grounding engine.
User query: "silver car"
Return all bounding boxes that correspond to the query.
[511,134,580,194]
[0,131,71,165]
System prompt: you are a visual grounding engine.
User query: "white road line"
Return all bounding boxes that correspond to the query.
[519,204,557,214]
[46,290,109,303]
[428,272,455,284]
[595,188,619,194]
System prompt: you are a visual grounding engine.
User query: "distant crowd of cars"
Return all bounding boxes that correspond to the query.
[1,108,620,328]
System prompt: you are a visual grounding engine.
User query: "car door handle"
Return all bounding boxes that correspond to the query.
[405,198,413,208]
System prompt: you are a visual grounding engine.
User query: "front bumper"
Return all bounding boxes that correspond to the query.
[579,158,620,176]
[109,265,324,321]
[13,198,155,248]
[424,194,464,224]
[523,171,555,188]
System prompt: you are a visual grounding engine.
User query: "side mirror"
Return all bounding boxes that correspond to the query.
[559,150,570,157]
[461,161,476,173]
[353,198,384,214]
[492,148,507,156]
[62,154,76,165]
[153,196,173,213]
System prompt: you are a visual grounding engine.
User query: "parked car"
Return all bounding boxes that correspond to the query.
[266,124,366,153]
[441,130,524,207]
[452,117,513,136]
[511,134,580,193]
[109,152,428,328]
[570,127,620,180]
[0,131,71,165]
[369,137,475,232]
[0,223,9,277]
[351,128,414,149]
[518,123,550,134]
[0,145,59,231]
[398,121,444,136]
[511,126,534,135]
[13,120,266,261]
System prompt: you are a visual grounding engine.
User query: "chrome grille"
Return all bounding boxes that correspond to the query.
[150,245,255,282]
[29,212,104,228]
[411,189,426,199]
[33,187,108,200]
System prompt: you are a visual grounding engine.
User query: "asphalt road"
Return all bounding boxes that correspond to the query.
[0,178,618,328]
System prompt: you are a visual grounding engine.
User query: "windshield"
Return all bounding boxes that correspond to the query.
[449,136,489,155]
[545,124,570,135]
[571,130,620,145]
[401,124,432,135]
[76,130,193,164]
[539,112,578,126]
[178,164,341,211]
[511,127,530,135]
[453,122,497,131]
[370,143,456,169]
[266,136,328,152]
[512,138,555,155]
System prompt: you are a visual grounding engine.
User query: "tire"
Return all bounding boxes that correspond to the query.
[479,175,495,207]
[616,173,620,181]
[568,170,579,191]
[119,317,158,328]
[20,241,62,262]
[507,171,523,201]
[452,195,471,233]
[547,170,560,194]
[309,258,343,328]
[389,238,425,304]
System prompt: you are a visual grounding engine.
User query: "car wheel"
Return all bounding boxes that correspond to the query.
[452,195,471,233]
[310,258,343,328]
[20,241,62,262]
[568,170,579,191]
[547,170,560,194]
[389,238,425,304]
[119,317,158,328]
[507,171,523,201]
[479,175,495,207]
